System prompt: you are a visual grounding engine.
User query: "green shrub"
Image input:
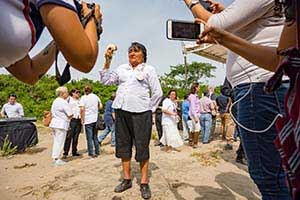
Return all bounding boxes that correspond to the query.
[0,135,18,156]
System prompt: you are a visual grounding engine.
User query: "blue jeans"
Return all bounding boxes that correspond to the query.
[200,113,212,143]
[98,123,115,146]
[85,122,100,156]
[234,82,291,200]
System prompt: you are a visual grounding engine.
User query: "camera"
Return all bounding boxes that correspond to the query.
[73,0,102,39]
[74,0,96,21]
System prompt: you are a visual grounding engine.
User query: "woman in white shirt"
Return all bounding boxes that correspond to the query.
[160,90,183,152]
[49,86,73,166]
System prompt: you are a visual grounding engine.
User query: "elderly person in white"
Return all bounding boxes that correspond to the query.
[100,42,162,199]
[0,93,24,118]
[49,86,72,167]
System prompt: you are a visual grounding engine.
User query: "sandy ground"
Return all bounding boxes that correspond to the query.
[0,124,261,200]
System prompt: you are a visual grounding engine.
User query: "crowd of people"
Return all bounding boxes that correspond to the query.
[1,0,299,199]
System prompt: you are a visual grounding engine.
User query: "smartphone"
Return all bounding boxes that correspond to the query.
[166,19,202,41]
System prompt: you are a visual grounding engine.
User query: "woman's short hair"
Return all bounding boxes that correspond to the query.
[128,42,147,62]
[70,88,80,96]
[168,89,177,98]
[56,86,68,97]
[190,85,198,94]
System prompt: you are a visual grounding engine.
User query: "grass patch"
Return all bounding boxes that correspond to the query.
[0,135,17,156]
[191,150,221,167]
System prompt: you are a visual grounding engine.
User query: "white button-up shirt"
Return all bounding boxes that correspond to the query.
[49,97,72,131]
[100,63,162,113]
[1,102,24,118]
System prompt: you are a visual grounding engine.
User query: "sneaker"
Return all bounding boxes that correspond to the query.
[140,184,151,199]
[114,179,132,193]
[224,144,233,150]
[53,159,66,167]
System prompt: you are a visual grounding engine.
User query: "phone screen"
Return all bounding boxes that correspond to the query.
[170,21,201,40]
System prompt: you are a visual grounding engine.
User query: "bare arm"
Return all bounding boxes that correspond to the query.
[183,0,212,22]
[199,22,296,72]
[7,3,102,85]
[80,106,85,125]
[40,3,101,73]
[6,41,56,85]
[40,4,99,72]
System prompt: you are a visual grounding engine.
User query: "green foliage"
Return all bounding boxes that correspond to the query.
[0,135,18,156]
[0,75,117,119]
[0,62,222,119]
[159,62,217,98]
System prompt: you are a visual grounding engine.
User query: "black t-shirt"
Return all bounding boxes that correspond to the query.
[216,95,229,114]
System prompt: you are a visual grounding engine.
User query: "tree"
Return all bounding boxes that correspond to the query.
[159,62,216,98]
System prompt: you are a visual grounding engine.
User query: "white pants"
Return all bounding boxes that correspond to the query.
[52,128,67,159]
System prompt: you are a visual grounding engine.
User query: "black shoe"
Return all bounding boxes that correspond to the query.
[140,184,151,199]
[224,144,233,150]
[72,152,81,156]
[114,179,132,193]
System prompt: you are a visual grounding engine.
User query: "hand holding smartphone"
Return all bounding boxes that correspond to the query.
[166,19,203,41]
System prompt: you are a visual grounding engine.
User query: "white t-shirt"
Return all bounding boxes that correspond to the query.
[162,98,177,125]
[0,0,76,67]
[207,0,284,87]
[68,97,81,119]
[80,93,101,125]
[1,102,24,118]
[49,97,72,130]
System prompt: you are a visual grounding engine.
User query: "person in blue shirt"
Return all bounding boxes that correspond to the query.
[181,94,191,142]
[98,93,116,147]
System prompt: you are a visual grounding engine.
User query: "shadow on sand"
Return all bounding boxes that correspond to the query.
[168,172,260,200]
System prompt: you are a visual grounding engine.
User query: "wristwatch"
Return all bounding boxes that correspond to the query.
[188,0,200,10]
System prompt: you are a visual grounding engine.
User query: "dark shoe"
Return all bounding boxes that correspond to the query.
[224,144,233,150]
[62,155,68,159]
[114,179,132,193]
[140,184,151,199]
[72,152,81,156]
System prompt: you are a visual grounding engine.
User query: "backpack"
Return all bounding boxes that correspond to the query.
[42,111,52,127]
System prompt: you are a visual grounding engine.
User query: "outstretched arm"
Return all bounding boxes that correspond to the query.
[6,41,57,85]
[40,2,101,72]
[7,2,102,85]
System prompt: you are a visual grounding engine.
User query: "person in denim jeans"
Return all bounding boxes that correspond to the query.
[183,0,291,198]
[98,94,116,146]
[199,90,214,144]
[80,85,102,158]
[234,82,290,199]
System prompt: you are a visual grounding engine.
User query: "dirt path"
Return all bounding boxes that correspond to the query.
[0,125,260,200]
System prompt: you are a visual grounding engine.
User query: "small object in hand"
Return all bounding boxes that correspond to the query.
[105,44,118,60]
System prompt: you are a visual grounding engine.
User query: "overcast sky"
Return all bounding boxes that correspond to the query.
[0,0,233,86]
